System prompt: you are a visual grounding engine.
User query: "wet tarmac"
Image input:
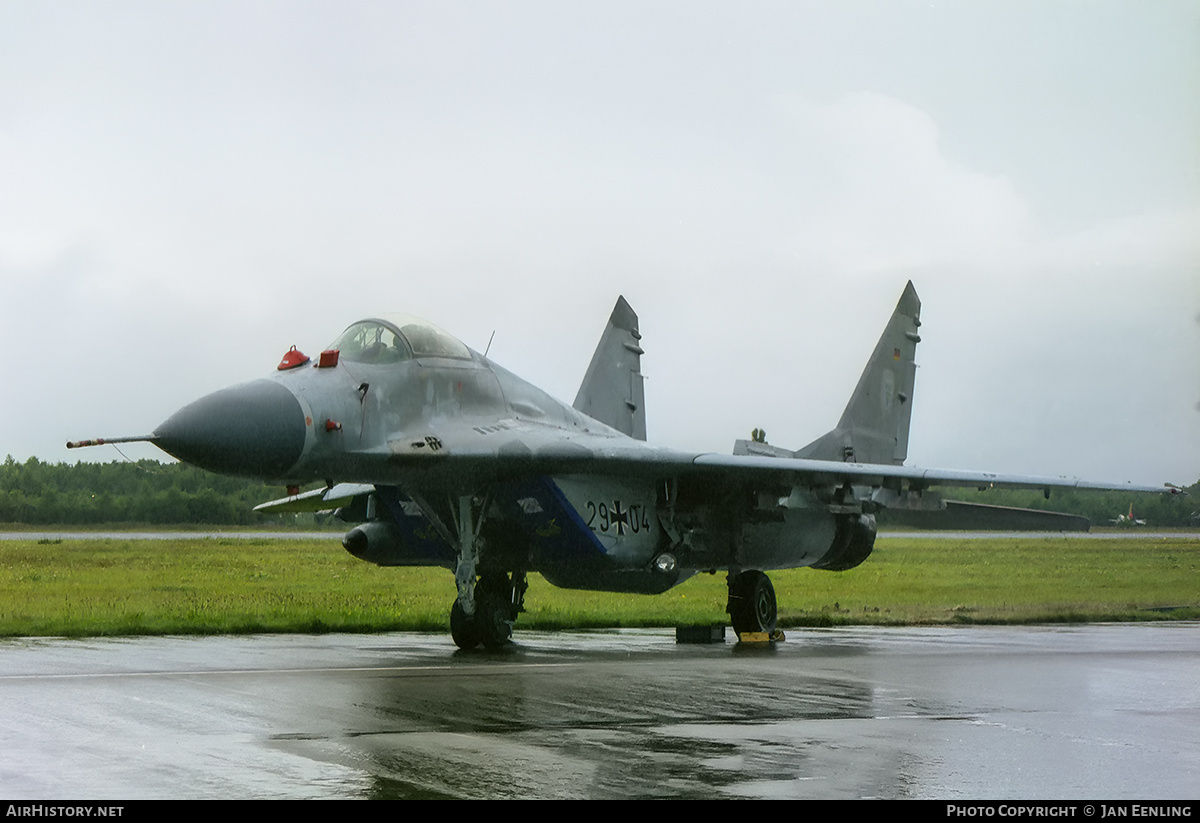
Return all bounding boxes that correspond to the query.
[4,531,1199,540]
[0,624,1196,799]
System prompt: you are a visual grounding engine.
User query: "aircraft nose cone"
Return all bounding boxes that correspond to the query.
[154,379,306,478]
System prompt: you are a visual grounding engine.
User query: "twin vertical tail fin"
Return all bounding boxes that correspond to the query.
[578,285,920,457]
[793,281,922,465]
[573,296,647,440]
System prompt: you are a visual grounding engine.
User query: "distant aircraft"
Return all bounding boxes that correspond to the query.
[69,283,1179,648]
[1109,504,1147,526]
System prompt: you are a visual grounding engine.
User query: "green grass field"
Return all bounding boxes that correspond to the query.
[1,535,1197,637]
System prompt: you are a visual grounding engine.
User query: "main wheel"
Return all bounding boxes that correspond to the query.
[450,600,479,650]
[728,570,778,635]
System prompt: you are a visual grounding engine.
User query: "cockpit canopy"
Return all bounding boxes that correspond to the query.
[329,314,472,365]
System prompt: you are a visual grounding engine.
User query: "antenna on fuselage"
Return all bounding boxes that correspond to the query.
[483,330,496,358]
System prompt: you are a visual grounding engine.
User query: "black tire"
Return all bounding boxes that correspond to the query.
[475,574,514,650]
[728,570,777,635]
[450,600,479,650]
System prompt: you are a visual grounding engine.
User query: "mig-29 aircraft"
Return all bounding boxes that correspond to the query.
[68,283,1178,648]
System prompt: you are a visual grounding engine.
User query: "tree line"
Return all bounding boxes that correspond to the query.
[0,455,304,526]
[1,454,1196,528]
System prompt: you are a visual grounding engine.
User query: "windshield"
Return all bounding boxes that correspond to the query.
[329,322,411,364]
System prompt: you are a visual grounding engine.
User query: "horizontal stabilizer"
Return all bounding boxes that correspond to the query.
[882,500,1091,532]
[732,439,794,459]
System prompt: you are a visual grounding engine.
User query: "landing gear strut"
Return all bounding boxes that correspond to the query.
[450,571,527,650]
[727,570,777,636]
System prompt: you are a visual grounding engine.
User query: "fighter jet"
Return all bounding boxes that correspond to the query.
[1109,504,1147,526]
[68,283,1178,648]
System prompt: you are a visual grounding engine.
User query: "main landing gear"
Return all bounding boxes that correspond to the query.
[726,570,778,636]
[450,571,528,650]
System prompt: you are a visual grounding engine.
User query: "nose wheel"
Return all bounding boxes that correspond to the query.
[450,599,480,650]
[727,570,777,636]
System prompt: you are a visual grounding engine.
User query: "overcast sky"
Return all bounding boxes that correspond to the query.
[2,1,1197,488]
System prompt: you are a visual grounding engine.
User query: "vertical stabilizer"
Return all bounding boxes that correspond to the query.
[573,296,647,440]
[794,281,922,465]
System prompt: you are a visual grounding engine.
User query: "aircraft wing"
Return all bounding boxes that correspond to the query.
[686,453,1177,495]
[248,417,1177,516]
[330,419,1177,497]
